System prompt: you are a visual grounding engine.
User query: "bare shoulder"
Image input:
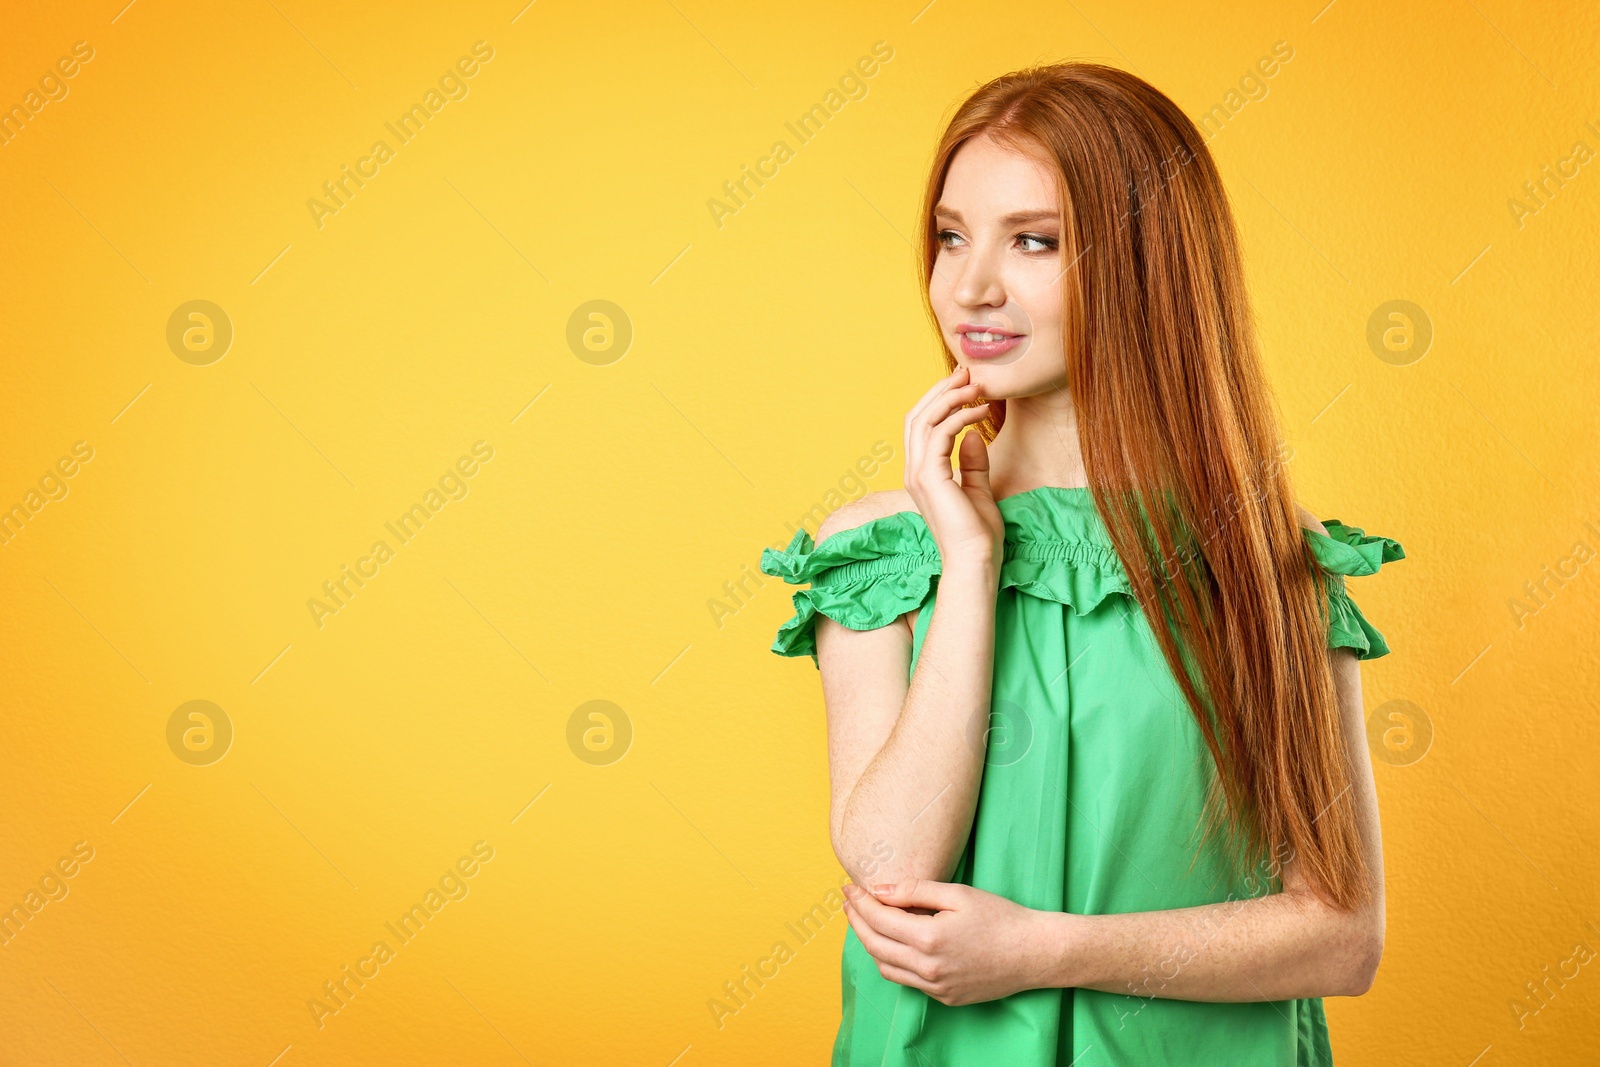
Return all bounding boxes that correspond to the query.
[815,488,919,545]
[1294,503,1329,537]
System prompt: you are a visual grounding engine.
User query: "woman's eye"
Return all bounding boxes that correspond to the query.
[935,229,1056,252]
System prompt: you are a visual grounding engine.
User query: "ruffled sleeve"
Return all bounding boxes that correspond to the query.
[759,513,941,668]
[1304,519,1406,660]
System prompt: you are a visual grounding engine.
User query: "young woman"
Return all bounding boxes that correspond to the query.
[758,63,1406,1065]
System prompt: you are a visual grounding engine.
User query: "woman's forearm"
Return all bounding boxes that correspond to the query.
[837,557,997,886]
[1037,889,1384,1004]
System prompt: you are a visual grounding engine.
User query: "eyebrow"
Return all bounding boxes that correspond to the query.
[933,206,1059,225]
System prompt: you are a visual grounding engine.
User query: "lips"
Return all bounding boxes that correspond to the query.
[957,322,1022,338]
[957,322,1026,359]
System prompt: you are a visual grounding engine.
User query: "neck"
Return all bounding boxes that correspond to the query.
[985,387,1088,497]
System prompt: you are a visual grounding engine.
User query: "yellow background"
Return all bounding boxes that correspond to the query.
[1,0,1597,1063]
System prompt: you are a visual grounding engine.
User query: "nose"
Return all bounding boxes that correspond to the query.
[953,240,1006,310]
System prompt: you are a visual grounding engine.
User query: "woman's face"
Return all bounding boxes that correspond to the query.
[929,133,1068,398]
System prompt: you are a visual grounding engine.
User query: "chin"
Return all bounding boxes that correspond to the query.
[958,359,1035,398]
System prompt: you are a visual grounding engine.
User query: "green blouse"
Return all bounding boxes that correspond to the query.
[760,486,1404,1066]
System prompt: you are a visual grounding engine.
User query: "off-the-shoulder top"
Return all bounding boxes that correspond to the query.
[758,486,1406,1067]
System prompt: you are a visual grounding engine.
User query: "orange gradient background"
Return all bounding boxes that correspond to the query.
[1,1,1597,1064]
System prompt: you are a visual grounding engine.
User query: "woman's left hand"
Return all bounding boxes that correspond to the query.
[841,879,1060,1006]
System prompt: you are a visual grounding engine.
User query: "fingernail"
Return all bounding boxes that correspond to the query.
[841,884,858,899]
[872,884,895,894]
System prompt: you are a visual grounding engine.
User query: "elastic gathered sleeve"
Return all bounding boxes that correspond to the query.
[759,513,941,669]
[1305,519,1406,660]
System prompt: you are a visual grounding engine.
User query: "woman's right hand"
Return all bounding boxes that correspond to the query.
[903,365,1004,573]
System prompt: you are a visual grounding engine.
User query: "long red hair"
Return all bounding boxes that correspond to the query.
[918,62,1368,909]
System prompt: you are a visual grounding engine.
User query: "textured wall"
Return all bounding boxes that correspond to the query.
[0,1,1595,1064]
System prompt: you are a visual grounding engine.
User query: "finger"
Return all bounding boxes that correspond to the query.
[956,424,992,495]
[871,877,969,913]
[911,381,984,435]
[842,899,933,974]
[922,404,992,479]
[929,400,990,441]
[848,891,938,951]
[907,366,969,426]
[872,955,939,996]
[907,388,986,479]
[853,882,953,948]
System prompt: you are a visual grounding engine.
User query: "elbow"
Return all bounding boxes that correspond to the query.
[830,822,909,887]
[830,829,945,887]
[834,847,942,888]
[831,803,959,885]
[829,827,861,883]
[1336,924,1384,997]
[1296,883,1383,997]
